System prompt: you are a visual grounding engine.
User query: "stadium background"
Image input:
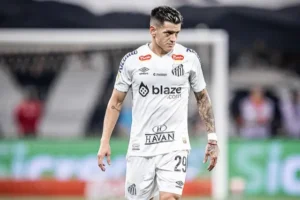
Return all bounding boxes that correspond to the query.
[0,0,300,199]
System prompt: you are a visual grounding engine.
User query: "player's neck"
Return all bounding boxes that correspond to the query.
[149,42,170,57]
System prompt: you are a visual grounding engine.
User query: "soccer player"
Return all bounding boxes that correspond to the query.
[97,6,219,200]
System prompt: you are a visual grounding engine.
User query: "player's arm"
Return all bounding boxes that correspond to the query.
[98,89,127,171]
[101,89,127,142]
[194,88,219,171]
[97,51,135,171]
[188,49,219,171]
[194,89,215,133]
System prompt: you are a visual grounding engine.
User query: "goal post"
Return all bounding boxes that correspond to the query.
[0,29,229,199]
[211,31,229,200]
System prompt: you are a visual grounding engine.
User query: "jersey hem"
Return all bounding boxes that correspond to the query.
[126,147,191,157]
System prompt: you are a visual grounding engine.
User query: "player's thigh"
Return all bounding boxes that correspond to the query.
[156,150,188,196]
[125,156,157,199]
[160,191,181,200]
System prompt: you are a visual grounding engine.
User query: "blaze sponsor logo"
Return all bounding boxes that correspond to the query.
[138,83,181,99]
[139,54,152,61]
[172,54,184,61]
[152,85,182,99]
[139,82,149,97]
[119,50,138,72]
[152,85,181,95]
[145,125,175,145]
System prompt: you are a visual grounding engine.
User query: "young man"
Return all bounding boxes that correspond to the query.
[98,6,219,200]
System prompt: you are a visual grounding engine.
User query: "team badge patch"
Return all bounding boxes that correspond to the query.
[127,184,136,195]
[172,64,184,77]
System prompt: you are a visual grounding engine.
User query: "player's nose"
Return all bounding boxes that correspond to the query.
[170,34,177,42]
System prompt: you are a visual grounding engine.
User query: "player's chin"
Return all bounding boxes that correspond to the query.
[164,45,174,52]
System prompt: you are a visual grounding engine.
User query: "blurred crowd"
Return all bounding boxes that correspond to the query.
[13,86,42,137]
[0,54,63,137]
[230,87,300,138]
[2,54,64,100]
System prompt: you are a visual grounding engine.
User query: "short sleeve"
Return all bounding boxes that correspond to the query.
[189,53,206,92]
[114,54,133,92]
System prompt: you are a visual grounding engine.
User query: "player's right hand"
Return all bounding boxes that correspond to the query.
[97,141,111,172]
[203,140,219,171]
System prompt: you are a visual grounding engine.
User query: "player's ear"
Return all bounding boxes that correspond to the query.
[150,25,157,38]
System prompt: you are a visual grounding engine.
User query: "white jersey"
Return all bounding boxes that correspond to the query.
[114,43,206,156]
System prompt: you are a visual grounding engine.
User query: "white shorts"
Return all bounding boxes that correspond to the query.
[125,150,188,200]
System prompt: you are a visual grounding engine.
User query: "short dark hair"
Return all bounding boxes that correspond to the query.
[151,6,183,25]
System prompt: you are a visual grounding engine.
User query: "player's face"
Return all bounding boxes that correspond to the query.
[153,21,181,53]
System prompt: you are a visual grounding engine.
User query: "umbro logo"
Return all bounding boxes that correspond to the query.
[176,181,184,188]
[139,67,149,73]
[139,67,149,75]
[128,184,136,196]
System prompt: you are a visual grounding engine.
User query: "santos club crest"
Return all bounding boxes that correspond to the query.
[172,64,184,77]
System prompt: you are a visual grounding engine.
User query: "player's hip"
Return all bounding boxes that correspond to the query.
[126,139,191,158]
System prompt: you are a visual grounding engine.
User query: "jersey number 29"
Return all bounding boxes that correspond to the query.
[174,155,187,172]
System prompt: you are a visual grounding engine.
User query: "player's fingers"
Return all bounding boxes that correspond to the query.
[208,156,217,171]
[99,163,106,171]
[207,160,213,171]
[107,153,111,165]
[99,162,106,171]
[203,153,209,163]
[97,154,103,164]
[207,159,212,171]
[97,154,106,171]
[207,155,213,171]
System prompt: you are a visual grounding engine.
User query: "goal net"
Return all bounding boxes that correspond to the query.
[0,29,228,199]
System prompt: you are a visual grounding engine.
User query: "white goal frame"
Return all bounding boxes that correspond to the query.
[0,29,229,199]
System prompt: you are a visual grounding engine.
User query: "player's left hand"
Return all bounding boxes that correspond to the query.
[97,141,111,172]
[203,140,219,171]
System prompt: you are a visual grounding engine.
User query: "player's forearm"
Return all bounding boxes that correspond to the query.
[195,89,216,134]
[100,99,123,143]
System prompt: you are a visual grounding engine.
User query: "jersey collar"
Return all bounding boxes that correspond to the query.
[147,43,175,58]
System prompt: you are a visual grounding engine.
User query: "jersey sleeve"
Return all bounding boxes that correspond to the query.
[189,53,206,92]
[114,54,133,92]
